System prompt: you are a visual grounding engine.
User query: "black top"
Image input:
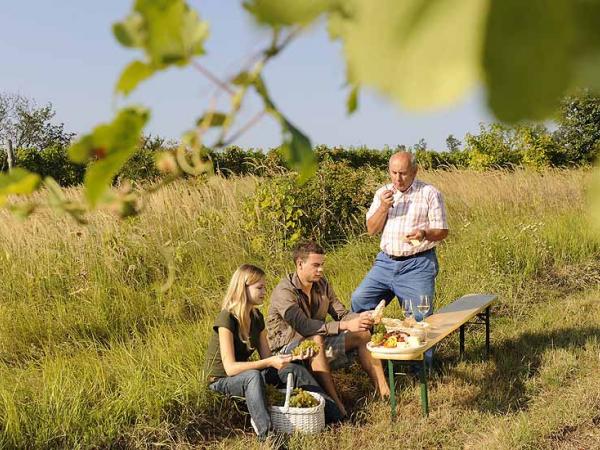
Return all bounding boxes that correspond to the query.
[204,309,265,378]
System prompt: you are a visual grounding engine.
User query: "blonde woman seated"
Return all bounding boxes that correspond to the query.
[204,264,342,440]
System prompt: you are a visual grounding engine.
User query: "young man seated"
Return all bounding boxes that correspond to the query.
[266,241,390,417]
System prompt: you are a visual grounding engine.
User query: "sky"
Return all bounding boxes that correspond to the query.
[1,1,496,151]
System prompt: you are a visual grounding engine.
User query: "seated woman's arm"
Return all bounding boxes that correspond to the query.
[257,331,273,360]
[219,328,289,376]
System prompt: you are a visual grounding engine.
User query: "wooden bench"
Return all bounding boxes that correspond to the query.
[369,293,498,418]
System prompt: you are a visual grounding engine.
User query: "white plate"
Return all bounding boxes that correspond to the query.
[366,341,428,355]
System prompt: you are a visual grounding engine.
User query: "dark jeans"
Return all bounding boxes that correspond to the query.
[209,362,342,438]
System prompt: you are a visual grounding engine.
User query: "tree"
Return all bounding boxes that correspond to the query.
[554,90,600,166]
[446,135,461,152]
[0,93,74,170]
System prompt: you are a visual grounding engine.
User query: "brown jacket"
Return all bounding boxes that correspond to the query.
[266,273,357,352]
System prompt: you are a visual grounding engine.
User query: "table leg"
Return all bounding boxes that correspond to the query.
[459,324,465,359]
[419,358,429,417]
[388,359,396,419]
[485,306,490,359]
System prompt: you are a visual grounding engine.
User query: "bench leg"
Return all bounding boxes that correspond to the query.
[485,306,490,359]
[419,358,429,417]
[388,359,396,419]
[459,324,465,359]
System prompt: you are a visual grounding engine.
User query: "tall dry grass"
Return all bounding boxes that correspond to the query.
[0,169,598,448]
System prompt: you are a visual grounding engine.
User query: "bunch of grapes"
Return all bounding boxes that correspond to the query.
[265,384,286,406]
[289,388,319,408]
[370,332,385,346]
[374,323,386,335]
[291,340,320,357]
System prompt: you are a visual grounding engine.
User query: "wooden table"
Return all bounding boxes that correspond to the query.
[369,294,498,418]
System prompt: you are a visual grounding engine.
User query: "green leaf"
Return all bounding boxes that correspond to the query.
[249,75,316,180]
[116,60,156,95]
[231,71,252,86]
[572,1,600,93]
[590,165,600,235]
[67,107,149,207]
[113,0,209,94]
[112,13,145,48]
[0,168,41,205]
[484,0,576,122]
[244,0,334,26]
[335,0,488,110]
[281,120,317,182]
[347,85,359,114]
[196,112,227,127]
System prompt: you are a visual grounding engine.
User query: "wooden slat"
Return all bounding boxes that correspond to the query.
[370,294,497,361]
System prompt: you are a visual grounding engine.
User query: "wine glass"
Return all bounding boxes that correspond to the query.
[417,295,431,342]
[417,295,431,321]
[404,298,416,326]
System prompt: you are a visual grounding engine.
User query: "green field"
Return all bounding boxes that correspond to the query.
[0,169,598,449]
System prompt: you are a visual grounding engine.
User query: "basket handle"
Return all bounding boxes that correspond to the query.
[283,372,294,413]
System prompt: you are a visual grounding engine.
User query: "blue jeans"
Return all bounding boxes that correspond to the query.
[351,249,439,364]
[208,362,342,438]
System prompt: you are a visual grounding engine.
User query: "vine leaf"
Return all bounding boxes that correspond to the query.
[113,0,209,95]
[251,75,316,180]
[68,107,149,207]
[116,61,156,96]
[347,85,359,114]
[590,165,600,235]
[0,168,42,207]
[332,0,487,111]
[244,0,334,26]
[196,112,227,127]
[484,0,576,122]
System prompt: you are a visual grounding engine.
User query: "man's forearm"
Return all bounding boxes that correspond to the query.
[366,207,389,235]
[424,228,449,242]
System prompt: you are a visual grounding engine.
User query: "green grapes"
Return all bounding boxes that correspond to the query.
[370,332,385,345]
[265,384,286,406]
[373,323,386,335]
[291,340,320,357]
[288,388,319,408]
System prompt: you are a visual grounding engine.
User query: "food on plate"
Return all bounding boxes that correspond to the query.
[370,330,410,348]
[406,335,422,347]
[371,331,385,346]
[383,336,398,348]
[370,300,386,323]
[381,317,404,329]
[409,239,421,246]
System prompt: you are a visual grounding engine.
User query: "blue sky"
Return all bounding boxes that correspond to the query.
[1,1,495,151]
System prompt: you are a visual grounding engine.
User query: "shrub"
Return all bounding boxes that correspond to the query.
[243,161,383,253]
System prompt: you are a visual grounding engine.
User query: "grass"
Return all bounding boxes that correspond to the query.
[0,169,598,449]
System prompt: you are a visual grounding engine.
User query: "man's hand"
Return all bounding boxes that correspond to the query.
[342,312,374,332]
[379,189,394,210]
[404,229,426,244]
[269,354,292,370]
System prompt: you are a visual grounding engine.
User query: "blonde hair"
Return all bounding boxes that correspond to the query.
[222,264,266,346]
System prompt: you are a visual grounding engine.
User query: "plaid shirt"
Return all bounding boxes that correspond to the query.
[366,179,448,257]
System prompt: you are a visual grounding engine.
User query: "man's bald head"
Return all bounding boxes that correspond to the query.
[388,151,417,192]
[389,151,416,170]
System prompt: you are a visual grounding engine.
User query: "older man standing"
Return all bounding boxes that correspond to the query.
[351,151,448,322]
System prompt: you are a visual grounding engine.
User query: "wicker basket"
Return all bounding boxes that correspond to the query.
[269,373,325,434]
